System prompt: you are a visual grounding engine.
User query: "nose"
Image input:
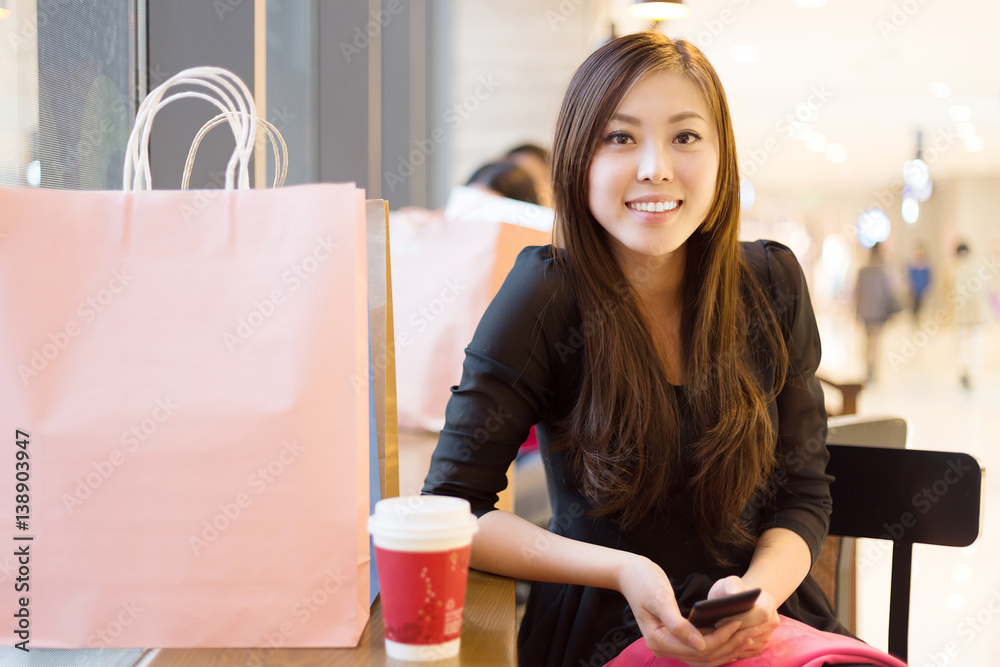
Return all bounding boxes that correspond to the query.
[636,142,673,183]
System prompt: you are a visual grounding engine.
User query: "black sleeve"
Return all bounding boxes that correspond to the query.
[421,246,566,517]
[757,241,833,566]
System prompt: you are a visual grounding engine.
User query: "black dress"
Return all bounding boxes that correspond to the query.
[422,241,847,666]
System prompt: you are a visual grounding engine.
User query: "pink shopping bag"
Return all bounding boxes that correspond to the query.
[390,186,553,432]
[607,616,907,667]
[0,68,371,649]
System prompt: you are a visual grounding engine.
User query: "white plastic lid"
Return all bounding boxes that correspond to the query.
[368,495,479,542]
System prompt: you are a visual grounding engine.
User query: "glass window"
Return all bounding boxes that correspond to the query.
[0,0,142,190]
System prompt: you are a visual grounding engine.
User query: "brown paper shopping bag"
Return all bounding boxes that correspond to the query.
[0,67,370,648]
[367,199,399,502]
[366,199,399,606]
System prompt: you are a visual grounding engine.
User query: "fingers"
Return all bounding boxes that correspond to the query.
[666,616,708,651]
[718,604,768,630]
[698,623,755,664]
[648,618,742,662]
[707,574,745,599]
[733,633,769,660]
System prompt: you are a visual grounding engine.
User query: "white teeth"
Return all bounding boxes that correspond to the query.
[628,201,679,212]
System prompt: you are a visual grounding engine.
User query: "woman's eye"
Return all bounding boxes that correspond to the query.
[604,131,633,145]
[676,131,702,145]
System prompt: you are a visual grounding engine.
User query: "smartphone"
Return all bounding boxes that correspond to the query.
[686,588,761,628]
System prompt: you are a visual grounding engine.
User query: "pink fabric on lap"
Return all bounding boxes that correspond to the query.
[607,616,907,667]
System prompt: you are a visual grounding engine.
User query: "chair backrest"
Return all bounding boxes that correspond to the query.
[826,443,985,662]
[813,415,907,631]
[827,415,907,449]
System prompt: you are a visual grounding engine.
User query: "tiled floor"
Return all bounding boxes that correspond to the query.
[818,311,1000,667]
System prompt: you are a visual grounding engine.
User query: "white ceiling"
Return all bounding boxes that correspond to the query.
[610,0,1000,200]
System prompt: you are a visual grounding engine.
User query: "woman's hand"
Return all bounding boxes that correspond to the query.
[705,575,781,660]
[615,555,751,667]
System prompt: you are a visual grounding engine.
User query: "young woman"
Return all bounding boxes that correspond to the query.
[423,32,844,666]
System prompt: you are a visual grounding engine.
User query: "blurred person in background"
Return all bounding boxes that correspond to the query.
[391,159,544,228]
[907,242,931,324]
[854,243,899,382]
[506,143,553,207]
[949,242,990,390]
[466,160,540,205]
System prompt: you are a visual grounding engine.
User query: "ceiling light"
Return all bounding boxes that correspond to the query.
[857,208,891,248]
[730,46,760,64]
[903,133,933,202]
[965,136,983,152]
[0,8,9,19]
[955,122,976,139]
[927,82,951,98]
[794,102,819,123]
[901,197,919,224]
[628,1,689,20]
[805,132,827,152]
[740,180,755,210]
[950,105,972,122]
[903,158,930,187]
[911,179,932,202]
[825,143,847,163]
[794,0,827,7]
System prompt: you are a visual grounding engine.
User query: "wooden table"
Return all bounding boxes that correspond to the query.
[141,570,516,666]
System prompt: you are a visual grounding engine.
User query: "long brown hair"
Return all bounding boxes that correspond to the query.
[550,32,788,561]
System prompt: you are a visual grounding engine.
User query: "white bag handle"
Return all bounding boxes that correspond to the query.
[123,66,258,193]
[181,112,288,190]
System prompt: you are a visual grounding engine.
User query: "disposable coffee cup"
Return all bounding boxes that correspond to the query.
[368,495,479,661]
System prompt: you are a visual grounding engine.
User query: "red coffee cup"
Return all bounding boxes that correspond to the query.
[368,496,478,661]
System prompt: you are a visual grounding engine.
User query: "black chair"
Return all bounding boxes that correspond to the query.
[812,415,909,632]
[827,444,985,663]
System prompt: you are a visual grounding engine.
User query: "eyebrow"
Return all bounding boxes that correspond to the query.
[611,111,706,124]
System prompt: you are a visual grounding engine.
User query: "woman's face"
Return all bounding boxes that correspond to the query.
[587,70,720,265]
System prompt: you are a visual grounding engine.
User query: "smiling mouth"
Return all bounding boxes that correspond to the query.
[627,200,680,213]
